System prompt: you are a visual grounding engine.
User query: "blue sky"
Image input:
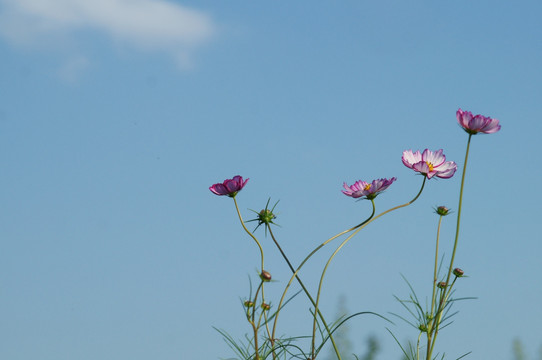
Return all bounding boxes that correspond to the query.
[1,1,541,359]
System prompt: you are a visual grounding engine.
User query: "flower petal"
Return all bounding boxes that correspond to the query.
[422,149,445,167]
[435,161,457,178]
[209,175,249,196]
[457,108,501,134]
[342,177,396,199]
[402,150,421,168]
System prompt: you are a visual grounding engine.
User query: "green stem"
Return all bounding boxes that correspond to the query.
[429,286,445,357]
[234,197,270,359]
[267,226,296,284]
[429,276,458,356]
[271,203,378,354]
[233,197,265,272]
[426,214,443,360]
[310,199,376,358]
[428,134,473,358]
[249,281,264,360]
[417,331,422,360]
[444,134,472,288]
[251,281,264,323]
[430,216,443,318]
[267,226,340,357]
[250,320,260,360]
[262,309,275,360]
[259,283,274,359]
[310,178,427,359]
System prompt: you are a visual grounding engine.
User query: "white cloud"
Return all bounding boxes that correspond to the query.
[0,0,216,68]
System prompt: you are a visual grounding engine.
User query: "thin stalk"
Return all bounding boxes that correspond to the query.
[234,197,265,272]
[310,178,427,358]
[271,203,377,354]
[310,200,375,358]
[426,214,443,360]
[233,197,272,359]
[251,281,264,323]
[444,134,472,288]
[262,310,275,360]
[429,215,444,327]
[267,226,343,359]
[417,331,423,360]
[267,226,298,285]
[429,276,458,356]
[233,196,265,360]
[427,134,474,358]
[428,287,445,357]
[260,284,274,360]
[250,320,260,360]
[249,281,264,360]
[428,134,473,359]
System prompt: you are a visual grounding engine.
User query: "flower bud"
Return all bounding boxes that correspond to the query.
[437,281,447,289]
[453,268,464,277]
[260,270,272,282]
[418,324,427,332]
[435,206,450,216]
[244,300,254,308]
[261,303,270,311]
[258,209,276,225]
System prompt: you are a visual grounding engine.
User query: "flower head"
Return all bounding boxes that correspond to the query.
[260,270,272,282]
[402,149,457,179]
[342,177,396,200]
[453,268,465,277]
[247,198,280,234]
[435,206,451,216]
[209,175,249,197]
[457,108,501,135]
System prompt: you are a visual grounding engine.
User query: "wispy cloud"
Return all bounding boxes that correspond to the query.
[0,0,216,69]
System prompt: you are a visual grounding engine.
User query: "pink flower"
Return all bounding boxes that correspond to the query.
[402,149,457,179]
[342,177,396,200]
[209,175,249,197]
[457,108,501,135]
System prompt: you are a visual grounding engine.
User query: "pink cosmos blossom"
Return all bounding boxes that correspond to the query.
[342,177,396,200]
[402,149,457,179]
[209,175,249,197]
[457,108,501,135]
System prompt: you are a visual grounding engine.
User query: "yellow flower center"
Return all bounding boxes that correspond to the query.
[364,183,372,191]
[426,161,434,172]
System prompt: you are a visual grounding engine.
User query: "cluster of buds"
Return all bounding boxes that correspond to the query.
[244,299,271,311]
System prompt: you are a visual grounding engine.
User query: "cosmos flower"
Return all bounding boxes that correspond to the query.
[402,149,457,179]
[209,175,249,197]
[457,108,501,135]
[342,177,396,200]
